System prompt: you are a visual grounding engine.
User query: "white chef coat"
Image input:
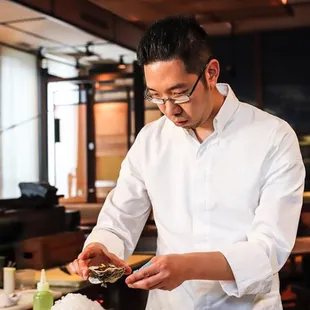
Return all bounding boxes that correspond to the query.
[85,84,305,310]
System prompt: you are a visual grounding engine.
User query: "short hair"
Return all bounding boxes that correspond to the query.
[137,15,213,75]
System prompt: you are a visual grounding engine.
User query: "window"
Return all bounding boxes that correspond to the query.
[0,46,39,198]
[47,82,87,202]
[262,28,310,191]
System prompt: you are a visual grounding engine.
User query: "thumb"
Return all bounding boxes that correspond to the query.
[78,247,97,260]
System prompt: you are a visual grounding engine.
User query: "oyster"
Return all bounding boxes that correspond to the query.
[88,263,126,287]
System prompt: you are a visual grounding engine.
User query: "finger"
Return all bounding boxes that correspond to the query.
[69,262,77,274]
[108,253,132,274]
[78,258,92,280]
[123,265,132,275]
[126,264,158,285]
[69,259,83,278]
[127,273,163,290]
[149,283,167,290]
[78,247,97,260]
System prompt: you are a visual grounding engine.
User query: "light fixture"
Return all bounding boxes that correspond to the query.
[118,55,126,69]
[281,0,287,4]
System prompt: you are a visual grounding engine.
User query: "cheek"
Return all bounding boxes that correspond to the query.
[183,101,202,119]
[157,105,165,114]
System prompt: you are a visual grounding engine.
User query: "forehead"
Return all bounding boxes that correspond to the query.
[144,59,190,90]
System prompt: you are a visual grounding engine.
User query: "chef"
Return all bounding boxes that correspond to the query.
[70,15,305,309]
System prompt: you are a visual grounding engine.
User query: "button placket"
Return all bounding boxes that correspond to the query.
[193,141,217,251]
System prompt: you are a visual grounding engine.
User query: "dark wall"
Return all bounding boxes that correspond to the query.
[211,27,310,136]
[262,27,310,136]
[212,34,256,105]
[211,27,310,190]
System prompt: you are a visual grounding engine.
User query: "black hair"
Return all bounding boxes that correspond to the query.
[137,15,213,75]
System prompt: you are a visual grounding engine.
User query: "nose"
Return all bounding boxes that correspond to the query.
[164,100,182,117]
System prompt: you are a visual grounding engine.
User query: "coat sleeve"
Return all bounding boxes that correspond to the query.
[219,122,305,297]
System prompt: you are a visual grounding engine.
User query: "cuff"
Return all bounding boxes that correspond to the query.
[83,229,125,260]
[219,241,273,297]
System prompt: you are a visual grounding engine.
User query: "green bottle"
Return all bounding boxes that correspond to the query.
[33,269,53,310]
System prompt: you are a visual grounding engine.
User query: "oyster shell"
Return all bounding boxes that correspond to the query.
[88,263,126,287]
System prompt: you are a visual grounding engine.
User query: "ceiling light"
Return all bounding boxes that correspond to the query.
[118,55,126,69]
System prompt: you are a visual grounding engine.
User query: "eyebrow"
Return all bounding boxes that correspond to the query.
[147,83,188,92]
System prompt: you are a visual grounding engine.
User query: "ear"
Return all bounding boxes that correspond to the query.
[205,59,220,89]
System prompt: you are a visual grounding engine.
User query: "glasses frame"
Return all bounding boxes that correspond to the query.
[145,56,213,105]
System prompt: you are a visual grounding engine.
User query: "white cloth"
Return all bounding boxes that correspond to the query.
[85,84,305,309]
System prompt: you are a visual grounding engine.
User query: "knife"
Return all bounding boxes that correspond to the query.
[59,265,71,275]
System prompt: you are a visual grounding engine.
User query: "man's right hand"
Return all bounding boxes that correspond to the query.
[69,242,132,280]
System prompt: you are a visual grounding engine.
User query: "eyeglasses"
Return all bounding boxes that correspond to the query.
[144,56,213,105]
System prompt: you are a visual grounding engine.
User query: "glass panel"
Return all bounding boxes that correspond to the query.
[262,28,310,191]
[95,102,128,201]
[0,46,39,198]
[48,82,87,202]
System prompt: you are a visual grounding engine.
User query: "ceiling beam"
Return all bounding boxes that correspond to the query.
[10,0,144,51]
[203,4,310,35]
[196,6,289,24]
[85,0,283,23]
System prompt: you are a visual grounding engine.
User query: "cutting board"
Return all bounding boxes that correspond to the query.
[0,289,62,310]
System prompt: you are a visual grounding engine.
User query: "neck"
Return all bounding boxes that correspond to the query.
[194,89,225,143]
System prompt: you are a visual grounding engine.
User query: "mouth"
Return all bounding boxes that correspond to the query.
[174,120,188,127]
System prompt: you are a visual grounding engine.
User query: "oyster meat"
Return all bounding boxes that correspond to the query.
[88,263,126,287]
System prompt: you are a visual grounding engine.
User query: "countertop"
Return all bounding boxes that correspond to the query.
[0,254,154,310]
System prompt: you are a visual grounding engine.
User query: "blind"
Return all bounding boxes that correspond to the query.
[0,46,39,198]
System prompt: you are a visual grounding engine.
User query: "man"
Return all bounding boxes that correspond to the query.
[70,16,305,309]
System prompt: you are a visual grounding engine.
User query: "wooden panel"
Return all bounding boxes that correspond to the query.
[53,0,114,41]
[145,110,162,124]
[90,0,164,22]
[97,155,125,180]
[14,0,52,14]
[94,102,128,182]
[95,103,128,136]
[90,0,284,23]
[90,0,310,35]
[200,6,289,23]
[14,231,85,269]
[15,0,144,50]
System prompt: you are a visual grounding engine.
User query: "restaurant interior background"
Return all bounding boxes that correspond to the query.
[0,0,310,309]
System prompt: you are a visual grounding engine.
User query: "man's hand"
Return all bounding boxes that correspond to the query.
[125,254,187,291]
[69,242,132,280]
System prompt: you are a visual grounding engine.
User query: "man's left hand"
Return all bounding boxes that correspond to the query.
[125,254,188,291]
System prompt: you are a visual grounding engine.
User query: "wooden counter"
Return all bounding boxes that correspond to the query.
[32,254,153,287]
[304,192,310,204]
[292,236,310,256]
[1,254,154,310]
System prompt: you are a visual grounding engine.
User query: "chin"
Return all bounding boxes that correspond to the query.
[183,124,193,130]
